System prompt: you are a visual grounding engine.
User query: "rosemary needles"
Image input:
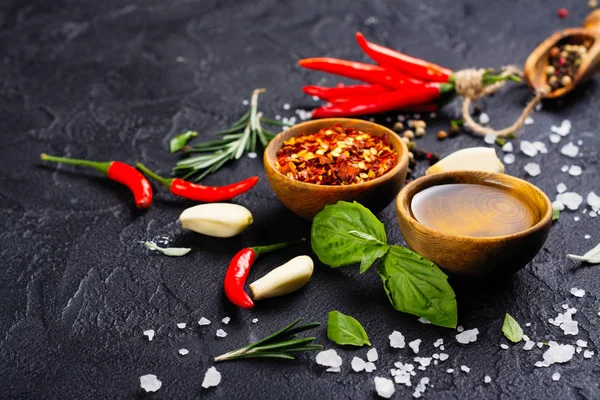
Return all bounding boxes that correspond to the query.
[172,88,290,182]
[214,317,322,362]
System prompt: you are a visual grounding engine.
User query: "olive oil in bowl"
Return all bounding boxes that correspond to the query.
[410,183,535,237]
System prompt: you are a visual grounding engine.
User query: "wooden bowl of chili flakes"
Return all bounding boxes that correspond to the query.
[264,118,409,218]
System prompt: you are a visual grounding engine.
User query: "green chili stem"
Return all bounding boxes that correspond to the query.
[135,163,173,189]
[40,153,111,175]
[251,238,306,256]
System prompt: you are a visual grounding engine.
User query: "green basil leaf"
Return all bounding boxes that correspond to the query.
[170,130,198,153]
[552,209,560,221]
[311,201,388,272]
[377,245,457,328]
[327,310,371,347]
[502,313,523,343]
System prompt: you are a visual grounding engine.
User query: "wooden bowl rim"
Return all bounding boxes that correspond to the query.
[396,171,553,242]
[264,118,409,192]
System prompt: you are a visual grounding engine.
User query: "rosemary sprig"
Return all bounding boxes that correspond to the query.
[172,88,290,182]
[214,317,322,362]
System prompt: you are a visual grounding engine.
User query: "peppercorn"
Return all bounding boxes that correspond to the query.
[472,106,482,116]
[545,65,556,75]
[412,148,427,161]
[415,127,425,137]
[549,47,560,58]
[448,125,460,137]
[393,121,404,132]
[561,75,572,86]
[426,152,440,165]
[557,8,569,18]
[401,137,411,145]
[406,141,416,150]
[548,75,558,84]
[590,0,598,8]
[410,120,426,129]
[437,130,448,140]
[403,130,415,139]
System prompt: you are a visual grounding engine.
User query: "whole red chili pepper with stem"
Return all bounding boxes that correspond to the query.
[303,84,390,100]
[298,58,422,89]
[136,163,258,202]
[225,240,303,309]
[355,32,453,82]
[40,153,152,208]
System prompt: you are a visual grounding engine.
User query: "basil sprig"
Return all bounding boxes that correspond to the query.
[327,311,371,347]
[311,201,457,328]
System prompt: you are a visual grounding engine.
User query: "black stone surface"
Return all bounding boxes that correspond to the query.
[1,0,599,398]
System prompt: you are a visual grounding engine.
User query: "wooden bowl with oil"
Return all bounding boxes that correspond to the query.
[264,118,409,219]
[396,171,552,277]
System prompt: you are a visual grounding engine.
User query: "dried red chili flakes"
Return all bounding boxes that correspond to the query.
[274,125,398,185]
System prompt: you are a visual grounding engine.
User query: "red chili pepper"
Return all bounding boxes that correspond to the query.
[298,58,421,89]
[356,32,453,82]
[311,84,451,118]
[225,241,297,309]
[303,84,390,100]
[136,163,258,202]
[40,153,153,208]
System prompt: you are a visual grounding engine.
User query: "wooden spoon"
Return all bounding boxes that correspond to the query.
[524,10,600,99]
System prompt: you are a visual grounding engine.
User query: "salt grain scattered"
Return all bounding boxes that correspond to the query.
[456,328,479,344]
[520,141,538,157]
[587,192,600,212]
[574,216,580,222]
[433,339,444,348]
[447,368,454,373]
[557,192,583,210]
[177,323,186,329]
[571,288,585,297]
[500,344,509,349]
[479,113,490,124]
[502,142,514,152]
[242,99,249,106]
[140,374,162,392]
[551,120,571,136]
[198,317,211,326]
[221,317,230,324]
[247,152,257,159]
[585,235,591,239]
[365,362,377,372]
[552,372,561,381]
[537,342,575,367]
[523,341,535,351]
[439,353,449,361]
[143,330,155,341]
[576,340,587,347]
[283,103,290,110]
[316,349,343,368]
[484,133,496,144]
[550,134,562,144]
[561,165,569,172]
[526,323,532,327]
[179,348,189,356]
[418,317,431,324]
[460,365,470,373]
[577,140,583,145]
[525,163,541,177]
[389,331,406,348]
[201,367,221,388]
[523,335,530,342]
[533,141,548,154]
[414,357,431,368]
[484,375,492,383]
[367,348,379,362]
[561,142,579,158]
[409,339,421,354]
[503,154,515,164]
[590,211,597,218]
[552,200,565,211]
[352,356,367,372]
[584,350,594,358]
[252,318,258,323]
[549,307,579,335]
[524,116,534,125]
[216,329,227,338]
[568,165,582,176]
[374,377,395,398]
[326,367,341,373]
[457,325,464,332]
[557,183,567,193]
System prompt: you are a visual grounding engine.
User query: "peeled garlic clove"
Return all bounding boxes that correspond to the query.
[250,255,314,300]
[179,203,252,238]
[426,147,504,175]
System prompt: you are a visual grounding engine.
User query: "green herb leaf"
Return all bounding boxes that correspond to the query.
[170,131,198,153]
[552,209,560,221]
[450,119,464,129]
[327,311,371,347]
[377,245,457,328]
[495,137,506,146]
[311,201,389,273]
[502,313,523,343]
[144,242,191,257]
[567,242,600,264]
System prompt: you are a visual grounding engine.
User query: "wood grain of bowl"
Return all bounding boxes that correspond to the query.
[396,171,552,277]
[264,118,409,219]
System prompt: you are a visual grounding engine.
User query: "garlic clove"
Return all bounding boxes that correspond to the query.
[249,255,314,300]
[426,147,505,175]
[179,203,253,238]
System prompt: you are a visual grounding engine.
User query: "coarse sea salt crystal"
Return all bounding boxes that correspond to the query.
[179,348,189,356]
[533,141,548,154]
[456,328,479,344]
[585,235,591,239]
[221,317,230,324]
[550,134,562,144]
[484,375,492,383]
[561,142,579,158]
[538,343,575,366]
[571,288,585,297]
[365,362,377,372]
[352,356,367,372]
[561,165,569,172]
[447,368,454,373]
[461,365,470,373]
[414,357,431,368]
[433,339,444,348]
[198,317,211,326]
[503,154,515,164]
[389,331,405,348]
[413,377,430,398]
[140,374,162,392]
[409,339,421,354]
[552,372,561,381]
[525,163,541,177]
[574,216,580,222]
[551,120,571,136]
[247,152,257,159]
[242,99,249,106]
[439,353,449,361]
[479,113,490,124]
[374,377,395,398]
[526,323,532,327]
[587,192,600,211]
[326,367,341,373]
[552,200,565,211]
[177,323,186,329]
[202,367,221,388]
[143,330,155,341]
[484,133,496,144]
[557,183,567,193]
[590,211,598,218]
[367,348,379,362]
[316,349,343,368]
[252,318,258,323]
[283,103,290,110]
[584,350,594,358]
[524,116,534,125]
[549,307,579,335]
[576,340,587,347]
[216,329,227,338]
[500,344,509,349]
[418,317,431,324]
[502,142,513,152]
[578,140,583,145]
[520,141,538,157]
[457,325,464,332]
[568,165,582,176]
[557,192,583,210]
[524,341,535,351]
[523,335,530,342]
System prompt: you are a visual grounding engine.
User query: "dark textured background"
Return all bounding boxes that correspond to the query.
[1,0,599,398]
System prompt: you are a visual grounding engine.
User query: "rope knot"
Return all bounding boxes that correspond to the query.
[453,68,487,100]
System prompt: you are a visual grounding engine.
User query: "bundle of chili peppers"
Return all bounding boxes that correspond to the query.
[300,32,519,118]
